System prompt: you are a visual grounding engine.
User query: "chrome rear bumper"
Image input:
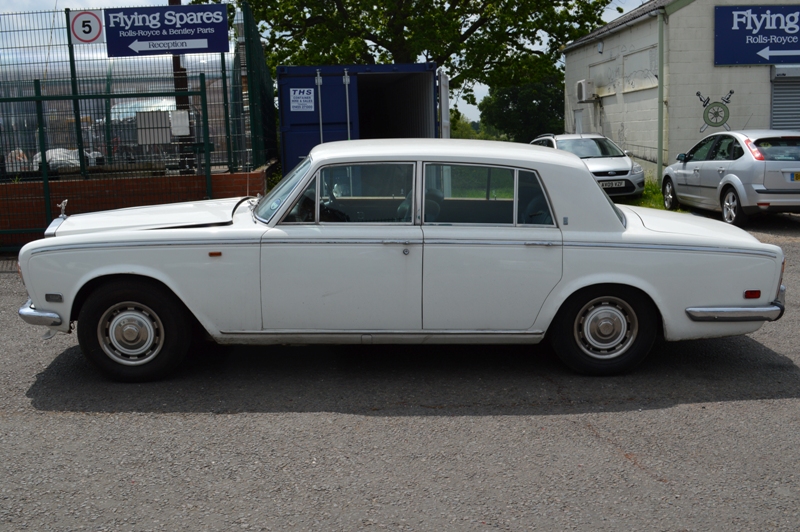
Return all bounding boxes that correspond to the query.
[18,299,63,327]
[686,285,786,322]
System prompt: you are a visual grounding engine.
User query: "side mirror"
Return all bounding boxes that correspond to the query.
[677,153,689,162]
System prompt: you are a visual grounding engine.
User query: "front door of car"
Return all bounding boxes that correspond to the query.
[699,135,737,205]
[420,165,563,331]
[676,135,717,207]
[260,163,423,331]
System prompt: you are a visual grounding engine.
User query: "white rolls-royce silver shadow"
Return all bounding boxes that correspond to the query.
[18,139,786,381]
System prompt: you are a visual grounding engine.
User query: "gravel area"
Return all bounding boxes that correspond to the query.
[1,214,799,531]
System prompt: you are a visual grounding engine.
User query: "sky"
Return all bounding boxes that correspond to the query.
[1,0,634,121]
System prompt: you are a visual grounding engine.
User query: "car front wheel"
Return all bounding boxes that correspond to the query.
[721,187,748,226]
[662,178,679,210]
[549,285,658,376]
[77,279,191,382]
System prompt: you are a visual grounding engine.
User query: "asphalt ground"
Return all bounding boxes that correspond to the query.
[1,213,799,531]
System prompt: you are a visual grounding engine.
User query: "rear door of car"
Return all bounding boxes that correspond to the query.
[420,163,562,331]
[260,162,423,331]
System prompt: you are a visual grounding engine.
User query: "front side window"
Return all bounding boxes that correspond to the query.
[318,163,414,223]
[686,136,717,162]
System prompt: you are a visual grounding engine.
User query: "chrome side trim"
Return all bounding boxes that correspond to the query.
[221,329,546,336]
[424,239,562,246]
[18,299,62,327]
[29,239,262,255]
[686,286,786,322]
[564,241,780,259]
[263,239,424,245]
[215,330,546,345]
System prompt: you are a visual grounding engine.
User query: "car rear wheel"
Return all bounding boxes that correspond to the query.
[549,285,658,376]
[721,187,748,226]
[662,178,679,210]
[77,279,190,382]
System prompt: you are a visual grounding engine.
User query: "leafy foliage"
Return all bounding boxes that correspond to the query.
[478,62,566,143]
[247,0,613,100]
[449,109,505,141]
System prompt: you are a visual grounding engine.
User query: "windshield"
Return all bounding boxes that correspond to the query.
[254,157,313,222]
[557,138,625,159]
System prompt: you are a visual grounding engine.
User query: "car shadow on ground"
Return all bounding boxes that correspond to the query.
[26,335,800,416]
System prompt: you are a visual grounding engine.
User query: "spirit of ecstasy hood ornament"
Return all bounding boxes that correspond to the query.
[57,199,69,218]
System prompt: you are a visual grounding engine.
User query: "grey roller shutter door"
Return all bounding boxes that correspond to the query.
[772,79,800,129]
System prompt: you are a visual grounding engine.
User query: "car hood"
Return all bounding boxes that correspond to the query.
[51,197,248,237]
[622,206,762,245]
[582,156,631,173]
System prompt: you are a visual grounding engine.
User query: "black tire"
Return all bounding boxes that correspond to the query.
[721,187,748,227]
[662,178,679,210]
[549,285,658,376]
[77,279,191,382]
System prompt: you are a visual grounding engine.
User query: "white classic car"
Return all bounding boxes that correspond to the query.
[18,139,786,381]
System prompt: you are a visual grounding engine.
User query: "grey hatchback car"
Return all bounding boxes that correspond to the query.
[531,133,645,197]
[661,130,800,226]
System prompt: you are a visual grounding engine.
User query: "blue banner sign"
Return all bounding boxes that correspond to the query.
[716,6,800,65]
[104,5,228,57]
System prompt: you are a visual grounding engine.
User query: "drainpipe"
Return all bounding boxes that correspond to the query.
[657,8,665,182]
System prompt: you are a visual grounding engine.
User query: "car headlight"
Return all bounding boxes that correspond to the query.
[632,162,643,174]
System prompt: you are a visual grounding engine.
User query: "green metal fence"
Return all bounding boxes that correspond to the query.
[0,2,276,251]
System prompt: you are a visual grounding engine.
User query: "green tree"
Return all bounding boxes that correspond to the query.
[449,109,505,141]
[478,64,565,143]
[247,0,613,100]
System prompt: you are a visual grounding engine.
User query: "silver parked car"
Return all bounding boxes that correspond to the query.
[661,130,800,226]
[531,133,645,197]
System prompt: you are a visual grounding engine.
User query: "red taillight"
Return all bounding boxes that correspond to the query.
[744,290,761,299]
[745,139,765,161]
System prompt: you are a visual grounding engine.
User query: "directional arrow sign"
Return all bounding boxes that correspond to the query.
[757,47,800,61]
[104,5,228,57]
[129,39,209,54]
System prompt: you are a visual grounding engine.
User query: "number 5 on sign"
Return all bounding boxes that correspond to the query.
[69,10,105,44]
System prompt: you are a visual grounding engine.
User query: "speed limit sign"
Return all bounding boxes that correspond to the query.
[69,10,105,44]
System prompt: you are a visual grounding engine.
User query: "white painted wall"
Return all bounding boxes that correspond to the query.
[564,0,784,175]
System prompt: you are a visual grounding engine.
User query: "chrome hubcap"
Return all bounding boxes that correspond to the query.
[664,183,673,208]
[575,296,638,360]
[98,302,164,366]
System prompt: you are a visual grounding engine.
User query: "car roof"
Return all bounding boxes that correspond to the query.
[308,138,588,171]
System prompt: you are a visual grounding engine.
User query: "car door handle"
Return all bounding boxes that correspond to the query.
[718,167,725,173]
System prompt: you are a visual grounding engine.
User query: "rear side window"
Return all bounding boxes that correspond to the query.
[754,137,800,161]
[424,164,514,224]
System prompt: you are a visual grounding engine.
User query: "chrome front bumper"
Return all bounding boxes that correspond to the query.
[18,299,63,327]
[686,285,786,322]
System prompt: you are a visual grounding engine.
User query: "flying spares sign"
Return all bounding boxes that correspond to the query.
[715,6,800,65]
[104,5,228,57]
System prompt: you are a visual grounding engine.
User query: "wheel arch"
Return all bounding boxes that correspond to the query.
[70,273,205,334]
[539,281,665,340]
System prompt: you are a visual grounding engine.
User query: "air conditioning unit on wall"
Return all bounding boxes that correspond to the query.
[576,79,595,103]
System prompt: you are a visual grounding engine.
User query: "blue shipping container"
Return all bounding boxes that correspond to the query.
[277,63,441,174]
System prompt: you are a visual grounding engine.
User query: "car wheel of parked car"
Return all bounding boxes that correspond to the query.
[549,285,658,376]
[721,187,748,227]
[662,178,679,210]
[77,280,191,382]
